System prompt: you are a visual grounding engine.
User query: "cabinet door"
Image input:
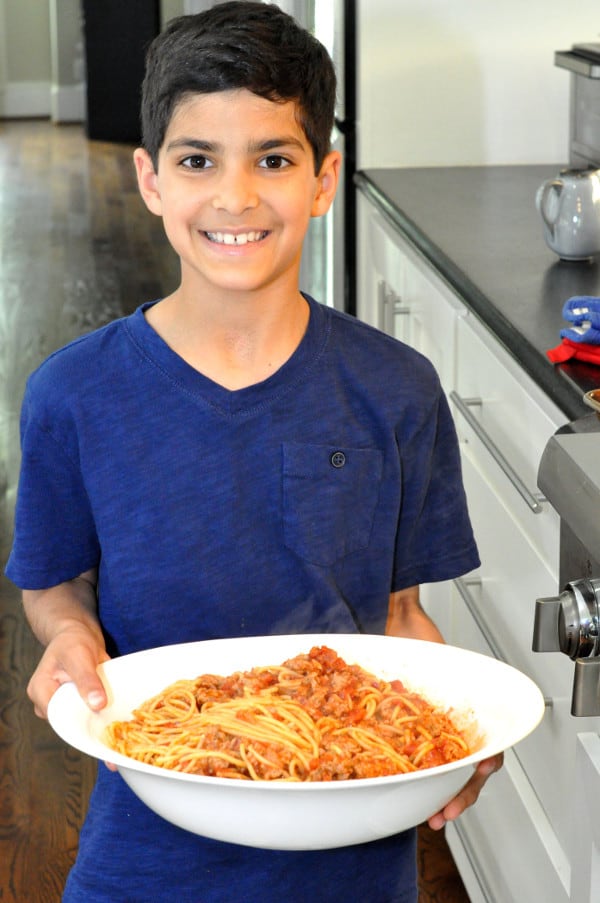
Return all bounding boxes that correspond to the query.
[356,193,465,379]
[446,746,569,903]
[571,733,600,903]
[357,194,406,336]
[454,312,562,575]
[444,556,571,903]
[399,246,465,388]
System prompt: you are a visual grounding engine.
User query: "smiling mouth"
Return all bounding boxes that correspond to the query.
[205,230,269,246]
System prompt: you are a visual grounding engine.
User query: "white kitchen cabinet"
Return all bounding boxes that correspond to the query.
[357,190,465,627]
[453,312,561,576]
[356,189,600,902]
[356,193,465,388]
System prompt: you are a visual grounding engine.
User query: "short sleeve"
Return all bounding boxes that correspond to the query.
[5,382,100,589]
[392,387,479,589]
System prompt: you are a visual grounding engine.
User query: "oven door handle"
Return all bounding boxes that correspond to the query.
[449,390,545,514]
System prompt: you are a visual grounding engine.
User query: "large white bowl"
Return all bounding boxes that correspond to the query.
[48,634,544,850]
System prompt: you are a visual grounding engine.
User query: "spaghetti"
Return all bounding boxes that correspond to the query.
[105,645,471,781]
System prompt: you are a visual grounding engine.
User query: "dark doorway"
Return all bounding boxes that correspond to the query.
[82,0,160,143]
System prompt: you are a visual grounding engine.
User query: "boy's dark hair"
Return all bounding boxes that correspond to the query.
[140,1,336,174]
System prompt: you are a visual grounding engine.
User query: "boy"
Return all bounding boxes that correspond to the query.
[6,4,500,901]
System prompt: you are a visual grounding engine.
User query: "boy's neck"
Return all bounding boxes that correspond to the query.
[145,284,310,391]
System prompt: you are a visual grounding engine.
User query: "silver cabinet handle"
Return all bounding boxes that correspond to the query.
[377,280,409,335]
[449,390,545,514]
[454,577,508,662]
[455,576,553,707]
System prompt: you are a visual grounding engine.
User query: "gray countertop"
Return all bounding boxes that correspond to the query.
[355,166,600,422]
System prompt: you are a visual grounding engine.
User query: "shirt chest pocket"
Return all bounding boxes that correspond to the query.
[282,442,383,567]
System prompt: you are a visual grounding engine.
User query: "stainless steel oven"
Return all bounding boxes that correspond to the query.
[533,392,600,713]
[532,390,600,902]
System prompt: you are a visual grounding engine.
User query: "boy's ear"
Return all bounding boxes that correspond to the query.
[133,148,163,216]
[311,150,342,218]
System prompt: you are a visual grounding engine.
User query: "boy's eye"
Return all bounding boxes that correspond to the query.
[181,155,213,170]
[259,155,290,170]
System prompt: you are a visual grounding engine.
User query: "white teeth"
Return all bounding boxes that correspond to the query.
[206,231,266,245]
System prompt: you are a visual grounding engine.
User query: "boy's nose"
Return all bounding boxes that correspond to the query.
[211,168,259,215]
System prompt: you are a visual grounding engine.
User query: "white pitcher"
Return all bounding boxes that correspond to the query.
[535,167,600,261]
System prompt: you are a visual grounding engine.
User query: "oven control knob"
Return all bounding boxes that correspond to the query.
[533,578,600,716]
[533,578,600,659]
[533,590,573,652]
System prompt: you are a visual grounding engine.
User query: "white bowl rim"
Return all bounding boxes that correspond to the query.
[47,633,545,791]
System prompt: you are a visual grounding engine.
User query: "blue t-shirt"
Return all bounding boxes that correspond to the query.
[6,295,479,902]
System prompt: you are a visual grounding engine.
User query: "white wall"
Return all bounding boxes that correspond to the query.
[357,0,600,168]
[49,0,85,123]
[0,0,179,121]
[0,0,52,117]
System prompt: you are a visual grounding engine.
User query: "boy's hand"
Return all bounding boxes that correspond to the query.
[384,589,504,828]
[427,753,504,830]
[27,622,111,719]
[22,569,108,720]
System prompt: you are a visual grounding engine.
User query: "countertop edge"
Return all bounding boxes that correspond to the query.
[354,170,589,422]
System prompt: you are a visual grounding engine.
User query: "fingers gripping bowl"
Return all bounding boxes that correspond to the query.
[47,634,544,850]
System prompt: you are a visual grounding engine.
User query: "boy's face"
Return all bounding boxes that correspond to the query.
[134,89,340,299]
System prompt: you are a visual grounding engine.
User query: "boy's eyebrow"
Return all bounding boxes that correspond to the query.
[166,138,213,153]
[165,136,307,154]
[252,137,306,154]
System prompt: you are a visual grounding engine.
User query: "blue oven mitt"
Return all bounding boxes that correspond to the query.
[560,296,600,344]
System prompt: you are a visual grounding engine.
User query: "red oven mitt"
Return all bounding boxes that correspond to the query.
[547,338,600,365]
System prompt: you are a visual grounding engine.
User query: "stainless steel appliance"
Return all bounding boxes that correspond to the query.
[555,43,600,168]
[533,392,600,715]
[531,394,600,900]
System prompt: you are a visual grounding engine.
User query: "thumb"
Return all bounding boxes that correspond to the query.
[72,650,111,712]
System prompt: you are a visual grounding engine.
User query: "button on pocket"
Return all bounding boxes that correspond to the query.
[330,451,346,468]
[282,442,383,567]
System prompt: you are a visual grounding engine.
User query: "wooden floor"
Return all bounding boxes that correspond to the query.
[0,119,470,903]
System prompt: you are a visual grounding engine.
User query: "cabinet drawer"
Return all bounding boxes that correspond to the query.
[455,312,563,491]
[454,314,561,572]
[447,747,569,903]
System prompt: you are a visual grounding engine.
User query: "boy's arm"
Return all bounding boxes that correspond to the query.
[23,568,110,719]
[385,586,444,643]
[385,587,503,830]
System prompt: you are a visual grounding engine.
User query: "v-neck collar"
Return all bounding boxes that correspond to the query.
[124,293,329,418]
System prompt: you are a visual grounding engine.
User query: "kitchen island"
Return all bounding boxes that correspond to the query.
[355,166,600,422]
